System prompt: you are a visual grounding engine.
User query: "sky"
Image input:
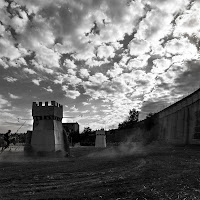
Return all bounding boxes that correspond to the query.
[0,0,200,133]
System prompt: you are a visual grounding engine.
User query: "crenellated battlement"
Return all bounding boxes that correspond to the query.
[32,101,63,119]
[32,101,63,108]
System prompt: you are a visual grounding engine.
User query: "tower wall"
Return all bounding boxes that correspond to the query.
[31,101,64,153]
[95,129,106,148]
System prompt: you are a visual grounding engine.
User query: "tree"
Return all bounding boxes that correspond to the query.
[80,127,95,146]
[144,113,156,131]
[118,108,139,129]
[128,109,139,123]
[82,127,92,135]
[143,113,159,144]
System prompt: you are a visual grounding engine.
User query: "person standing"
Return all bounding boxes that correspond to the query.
[4,130,11,149]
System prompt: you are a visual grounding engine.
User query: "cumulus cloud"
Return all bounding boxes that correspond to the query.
[63,59,77,69]
[35,45,60,68]
[0,95,11,108]
[80,110,90,114]
[67,69,76,76]
[23,68,36,74]
[70,105,78,112]
[62,85,80,99]
[151,58,171,74]
[10,9,29,34]
[88,73,108,86]
[143,0,189,14]
[165,37,198,61]
[127,55,150,71]
[128,39,150,56]
[0,38,21,60]
[135,9,173,43]
[0,59,9,69]
[97,45,115,59]
[4,76,18,83]
[107,63,123,78]
[79,68,90,79]
[32,79,41,86]
[82,102,91,106]
[31,59,54,74]
[174,2,200,38]
[9,93,21,99]
[65,90,81,99]
[1,0,200,131]
[43,86,53,93]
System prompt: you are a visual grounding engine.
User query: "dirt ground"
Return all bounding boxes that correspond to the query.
[1,144,200,200]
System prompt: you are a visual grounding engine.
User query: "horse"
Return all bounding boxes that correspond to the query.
[0,137,17,153]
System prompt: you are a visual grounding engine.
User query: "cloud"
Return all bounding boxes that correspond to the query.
[0,95,11,109]
[165,37,198,61]
[80,110,90,114]
[32,79,42,86]
[11,0,145,64]
[67,75,82,86]
[107,63,123,78]
[0,38,21,60]
[83,70,154,101]
[70,105,78,112]
[88,73,109,86]
[63,59,77,69]
[143,0,189,14]
[9,93,21,99]
[23,68,36,75]
[174,2,200,38]
[128,39,150,56]
[4,76,18,83]
[4,57,27,68]
[151,58,171,74]
[67,69,76,76]
[43,86,53,93]
[35,45,60,68]
[0,24,5,35]
[62,85,80,99]
[97,45,115,59]
[135,9,173,43]
[82,102,91,106]
[31,59,54,74]
[79,68,90,79]
[10,9,29,34]
[1,0,200,131]
[85,58,108,67]
[65,90,80,99]
[0,58,9,69]
[126,55,150,71]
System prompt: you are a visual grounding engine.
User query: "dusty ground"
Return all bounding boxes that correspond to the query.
[1,144,200,200]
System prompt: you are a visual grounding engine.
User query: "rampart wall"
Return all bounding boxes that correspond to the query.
[157,89,200,145]
[107,88,200,145]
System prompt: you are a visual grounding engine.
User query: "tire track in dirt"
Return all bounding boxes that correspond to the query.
[1,158,147,199]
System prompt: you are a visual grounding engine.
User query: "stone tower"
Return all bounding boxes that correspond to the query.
[31,101,64,153]
[95,129,106,148]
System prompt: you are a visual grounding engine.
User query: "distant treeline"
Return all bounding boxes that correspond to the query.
[79,127,96,146]
[80,109,158,146]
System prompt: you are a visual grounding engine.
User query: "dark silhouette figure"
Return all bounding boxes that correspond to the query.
[4,130,11,149]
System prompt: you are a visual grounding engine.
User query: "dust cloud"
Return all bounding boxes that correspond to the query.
[87,135,163,158]
[0,146,67,163]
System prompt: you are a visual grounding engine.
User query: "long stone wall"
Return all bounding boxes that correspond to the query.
[157,89,200,145]
[107,88,200,145]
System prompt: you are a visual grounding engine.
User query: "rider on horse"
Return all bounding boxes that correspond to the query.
[4,130,11,149]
